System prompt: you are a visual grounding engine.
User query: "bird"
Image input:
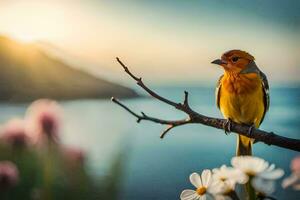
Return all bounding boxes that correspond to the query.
[211,50,269,156]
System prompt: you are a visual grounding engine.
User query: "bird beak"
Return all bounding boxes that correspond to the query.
[211,59,226,65]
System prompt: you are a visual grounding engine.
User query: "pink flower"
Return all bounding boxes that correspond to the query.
[282,156,300,190]
[291,156,300,174]
[25,99,62,144]
[0,118,30,148]
[0,161,19,189]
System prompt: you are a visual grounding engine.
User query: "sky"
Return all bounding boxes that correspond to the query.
[0,0,299,85]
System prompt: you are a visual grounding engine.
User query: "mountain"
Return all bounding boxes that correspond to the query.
[0,36,138,102]
[33,40,122,85]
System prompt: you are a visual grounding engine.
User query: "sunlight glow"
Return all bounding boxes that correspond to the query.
[0,0,298,84]
[0,1,68,43]
[11,33,37,43]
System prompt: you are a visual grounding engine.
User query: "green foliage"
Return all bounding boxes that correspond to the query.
[0,142,120,200]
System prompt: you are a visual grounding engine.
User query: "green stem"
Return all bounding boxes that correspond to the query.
[247,178,256,200]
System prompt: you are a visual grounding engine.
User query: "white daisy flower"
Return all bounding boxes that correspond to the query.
[212,165,248,194]
[213,165,245,183]
[208,181,236,200]
[231,156,269,176]
[180,170,215,200]
[231,156,284,196]
[231,156,284,179]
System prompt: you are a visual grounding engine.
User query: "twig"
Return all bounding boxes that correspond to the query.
[116,58,179,108]
[112,57,300,152]
[111,97,190,138]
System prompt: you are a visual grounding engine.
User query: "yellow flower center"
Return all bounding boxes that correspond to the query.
[245,170,256,176]
[220,177,227,181]
[196,187,206,195]
[224,189,234,195]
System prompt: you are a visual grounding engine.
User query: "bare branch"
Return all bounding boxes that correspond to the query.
[116,57,179,108]
[112,57,300,152]
[161,125,175,139]
[111,97,189,128]
[183,91,189,107]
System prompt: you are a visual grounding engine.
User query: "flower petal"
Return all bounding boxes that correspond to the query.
[200,195,206,200]
[180,189,197,200]
[252,177,275,195]
[266,164,275,172]
[210,179,237,195]
[190,173,202,188]
[260,168,284,180]
[231,156,269,174]
[214,195,231,200]
[212,164,249,186]
[234,171,249,184]
[204,194,215,200]
[201,169,212,187]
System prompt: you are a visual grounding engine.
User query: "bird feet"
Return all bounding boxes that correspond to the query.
[223,118,232,135]
[247,124,256,136]
[247,124,257,143]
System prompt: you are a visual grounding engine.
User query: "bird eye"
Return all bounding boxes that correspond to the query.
[232,57,239,62]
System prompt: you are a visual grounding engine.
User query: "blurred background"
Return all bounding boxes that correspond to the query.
[0,0,299,199]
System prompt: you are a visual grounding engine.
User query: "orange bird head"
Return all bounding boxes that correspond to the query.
[211,50,256,74]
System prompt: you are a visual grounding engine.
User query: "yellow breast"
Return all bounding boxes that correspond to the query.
[219,72,265,127]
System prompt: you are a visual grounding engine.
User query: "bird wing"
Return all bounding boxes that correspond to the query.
[215,75,223,109]
[241,61,270,124]
[259,70,270,124]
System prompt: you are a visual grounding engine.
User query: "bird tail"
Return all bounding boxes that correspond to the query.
[236,135,252,156]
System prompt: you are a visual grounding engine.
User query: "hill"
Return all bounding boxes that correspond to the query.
[0,36,138,102]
